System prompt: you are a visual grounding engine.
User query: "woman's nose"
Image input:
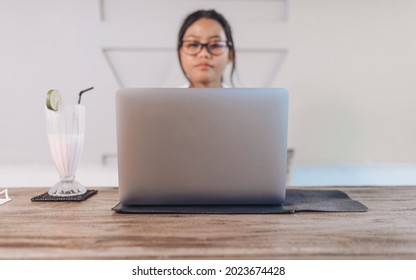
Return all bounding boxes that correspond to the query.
[198,45,211,58]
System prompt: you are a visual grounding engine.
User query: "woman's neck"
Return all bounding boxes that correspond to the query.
[189,80,222,88]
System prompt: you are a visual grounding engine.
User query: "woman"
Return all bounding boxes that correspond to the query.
[177,10,236,88]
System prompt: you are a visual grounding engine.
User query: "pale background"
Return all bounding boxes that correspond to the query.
[1,0,416,186]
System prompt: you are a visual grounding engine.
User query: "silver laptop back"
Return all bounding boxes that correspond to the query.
[116,88,288,205]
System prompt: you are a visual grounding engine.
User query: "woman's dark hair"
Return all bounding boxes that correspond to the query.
[177,9,236,87]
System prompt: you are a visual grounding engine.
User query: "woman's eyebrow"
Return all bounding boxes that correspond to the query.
[184,34,200,39]
[184,35,223,40]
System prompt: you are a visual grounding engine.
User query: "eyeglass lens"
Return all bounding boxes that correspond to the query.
[182,41,228,55]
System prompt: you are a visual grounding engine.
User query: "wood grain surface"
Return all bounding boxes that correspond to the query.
[1,186,415,259]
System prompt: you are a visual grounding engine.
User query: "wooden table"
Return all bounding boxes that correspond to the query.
[1,186,415,259]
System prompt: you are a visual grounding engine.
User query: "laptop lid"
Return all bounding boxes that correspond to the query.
[116,88,288,205]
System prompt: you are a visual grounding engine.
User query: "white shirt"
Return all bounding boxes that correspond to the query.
[179,83,231,88]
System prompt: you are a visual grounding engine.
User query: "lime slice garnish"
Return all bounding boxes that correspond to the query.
[46,89,62,111]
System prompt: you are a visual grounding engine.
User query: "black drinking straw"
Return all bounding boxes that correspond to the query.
[78,87,94,104]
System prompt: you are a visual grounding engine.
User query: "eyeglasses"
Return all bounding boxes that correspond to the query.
[180,40,230,56]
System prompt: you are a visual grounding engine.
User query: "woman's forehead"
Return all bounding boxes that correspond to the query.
[183,18,226,40]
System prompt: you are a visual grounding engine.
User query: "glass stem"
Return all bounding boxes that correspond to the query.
[60,175,75,182]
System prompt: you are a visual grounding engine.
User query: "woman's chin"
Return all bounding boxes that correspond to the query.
[192,73,215,84]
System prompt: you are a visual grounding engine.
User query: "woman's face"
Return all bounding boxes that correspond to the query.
[179,18,231,87]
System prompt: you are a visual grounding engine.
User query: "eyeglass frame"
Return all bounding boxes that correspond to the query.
[179,40,232,56]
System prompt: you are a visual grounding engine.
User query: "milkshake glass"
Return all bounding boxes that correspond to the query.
[45,104,86,196]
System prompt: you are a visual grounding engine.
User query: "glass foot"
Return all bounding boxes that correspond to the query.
[48,179,87,197]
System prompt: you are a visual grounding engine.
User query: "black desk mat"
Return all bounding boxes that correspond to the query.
[112,189,368,214]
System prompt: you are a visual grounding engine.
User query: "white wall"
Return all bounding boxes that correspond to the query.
[0,0,117,165]
[1,0,415,166]
[285,0,416,163]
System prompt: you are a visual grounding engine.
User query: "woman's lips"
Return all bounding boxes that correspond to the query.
[195,63,212,70]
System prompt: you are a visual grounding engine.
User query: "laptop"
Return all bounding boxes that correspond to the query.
[115,88,288,205]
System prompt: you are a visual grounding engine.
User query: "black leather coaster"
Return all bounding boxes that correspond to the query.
[112,189,368,214]
[31,190,98,202]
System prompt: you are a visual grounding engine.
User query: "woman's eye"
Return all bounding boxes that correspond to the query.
[210,43,223,49]
[187,43,200,48]
[209,43,225,50]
